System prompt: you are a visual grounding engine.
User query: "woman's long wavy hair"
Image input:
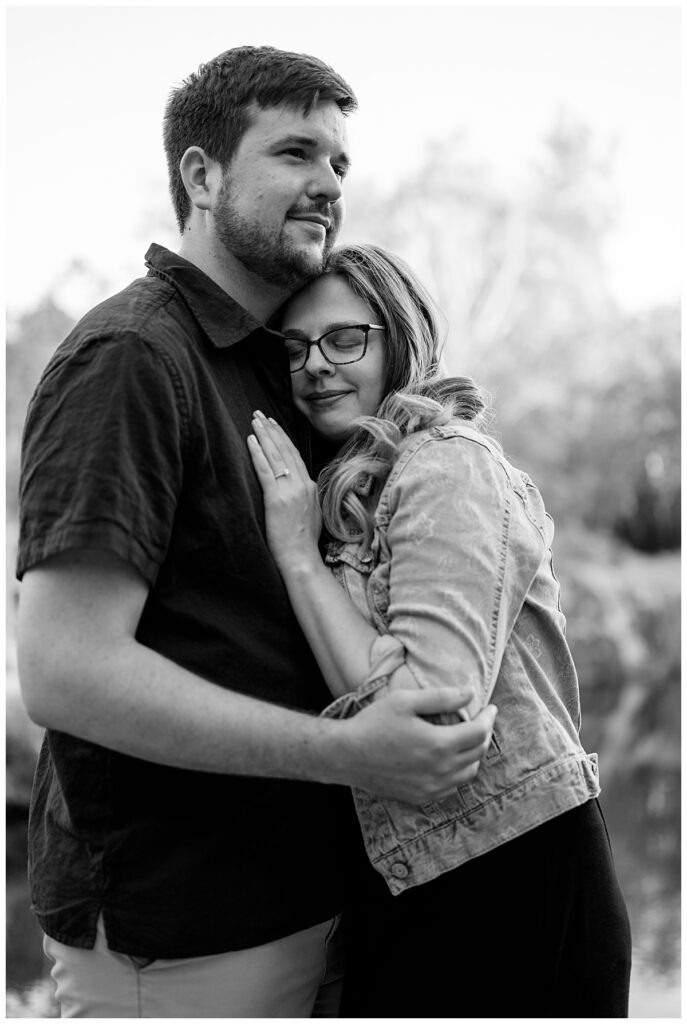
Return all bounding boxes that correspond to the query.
[306,244,489,551]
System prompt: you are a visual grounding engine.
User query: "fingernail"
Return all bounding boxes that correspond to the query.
[268,417,278,425]
[253,409,266,419]
[247,434,257,444]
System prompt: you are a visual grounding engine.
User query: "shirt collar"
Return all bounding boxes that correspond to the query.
[144,243,266,350]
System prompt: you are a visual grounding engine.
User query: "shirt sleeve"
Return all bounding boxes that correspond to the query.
[364,434,543,720]
[17,332,187,584]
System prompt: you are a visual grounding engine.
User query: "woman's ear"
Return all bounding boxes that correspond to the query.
[179,146,221,213]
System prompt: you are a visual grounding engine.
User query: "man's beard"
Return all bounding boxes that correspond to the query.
[214,177,338,290]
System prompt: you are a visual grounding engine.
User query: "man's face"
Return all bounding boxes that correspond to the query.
[213,100,350,290]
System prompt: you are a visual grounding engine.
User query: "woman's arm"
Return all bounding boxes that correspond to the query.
[247,411,383,697]
[248,415,520,722]
[376,429,542,719]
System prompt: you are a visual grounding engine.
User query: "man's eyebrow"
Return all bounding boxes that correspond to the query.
[273,134,352,167]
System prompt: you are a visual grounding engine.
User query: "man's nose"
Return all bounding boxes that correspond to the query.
[306,162,343,204]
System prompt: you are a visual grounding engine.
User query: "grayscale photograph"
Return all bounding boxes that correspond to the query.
[6,4,680,1018]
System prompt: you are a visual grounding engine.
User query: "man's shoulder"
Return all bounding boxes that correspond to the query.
[30,273,201,405]
[72,272,189,345]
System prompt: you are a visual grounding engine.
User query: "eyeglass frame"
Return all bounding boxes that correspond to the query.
[271,323,386,373]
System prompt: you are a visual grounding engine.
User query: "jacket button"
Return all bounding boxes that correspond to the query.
[390,862,410,879]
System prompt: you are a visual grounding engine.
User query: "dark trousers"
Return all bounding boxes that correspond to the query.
[340,799,632,1018]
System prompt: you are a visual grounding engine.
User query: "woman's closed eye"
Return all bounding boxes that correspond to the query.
[327,329,365,351]
[285,338,308,358]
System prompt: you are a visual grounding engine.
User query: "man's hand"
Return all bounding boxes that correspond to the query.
[329,688,497,804]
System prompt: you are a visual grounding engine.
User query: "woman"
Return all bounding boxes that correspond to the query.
[247,244,631,1017]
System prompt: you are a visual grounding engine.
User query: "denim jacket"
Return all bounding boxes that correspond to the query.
[321,422,600,895]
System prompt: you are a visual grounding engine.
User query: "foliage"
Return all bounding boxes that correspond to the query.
[6,300,75,519]
[6,977,59,1018]
[554,528,680,774]
[503,305,680,549]
[554,527,680,977]
[342,113,680,550]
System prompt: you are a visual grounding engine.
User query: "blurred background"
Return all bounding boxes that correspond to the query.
[6,4,680,1018]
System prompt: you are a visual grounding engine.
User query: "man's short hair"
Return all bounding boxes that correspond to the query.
[163,45,358,231]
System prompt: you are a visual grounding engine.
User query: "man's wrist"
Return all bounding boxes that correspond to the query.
[300,714,356,788]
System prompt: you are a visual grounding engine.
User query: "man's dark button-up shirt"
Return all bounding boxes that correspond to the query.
[17,244,353,958]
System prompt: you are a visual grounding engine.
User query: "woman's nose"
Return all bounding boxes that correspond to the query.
[303,344,334,376]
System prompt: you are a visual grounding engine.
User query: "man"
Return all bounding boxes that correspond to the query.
[17,46,496,1017]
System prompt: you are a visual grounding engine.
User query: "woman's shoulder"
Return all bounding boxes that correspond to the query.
[389,421,506,483]
[385,421,537,504]
[383,421,551,542]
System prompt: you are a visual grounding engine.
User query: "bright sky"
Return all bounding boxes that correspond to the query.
[5,3,682,316]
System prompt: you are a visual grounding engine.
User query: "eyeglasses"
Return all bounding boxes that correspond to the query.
[279,324,385,373]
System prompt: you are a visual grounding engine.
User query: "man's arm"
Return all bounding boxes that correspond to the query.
[17,548,496,804]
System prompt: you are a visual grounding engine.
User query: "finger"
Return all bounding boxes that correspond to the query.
[251,412,286,474]
[246,434,281,492]
[449,709,496,752]
[473,704,499,727]
[402,687,478,716]
[264,416,312,484]
[426,750,486,800]
[449,759,482,790]
[452,730,493,766]
[249,424,318,520]
[467,704,498,745]
[427,705,496,754]
[251,412,304,481]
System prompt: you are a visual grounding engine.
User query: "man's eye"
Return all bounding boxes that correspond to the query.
[333,164,348,181]
[283,148,306,160]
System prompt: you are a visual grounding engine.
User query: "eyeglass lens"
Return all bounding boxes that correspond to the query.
[285,326,368,370]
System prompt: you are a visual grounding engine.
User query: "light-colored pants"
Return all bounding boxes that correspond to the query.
[43,913,345,1018]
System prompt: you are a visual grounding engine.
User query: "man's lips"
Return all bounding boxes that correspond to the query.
[288,211,331,231]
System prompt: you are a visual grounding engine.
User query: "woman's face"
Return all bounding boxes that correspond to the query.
[282,274,387,445]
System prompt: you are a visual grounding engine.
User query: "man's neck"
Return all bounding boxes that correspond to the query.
[178,235,291,323]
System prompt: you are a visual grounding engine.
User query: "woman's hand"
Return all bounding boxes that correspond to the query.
[247,411,323,576]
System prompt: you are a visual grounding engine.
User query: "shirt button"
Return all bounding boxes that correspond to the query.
[390,862,410,879]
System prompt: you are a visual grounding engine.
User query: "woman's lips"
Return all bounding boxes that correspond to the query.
[305,391,351,406]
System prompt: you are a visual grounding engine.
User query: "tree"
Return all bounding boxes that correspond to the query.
[341,113,679,547]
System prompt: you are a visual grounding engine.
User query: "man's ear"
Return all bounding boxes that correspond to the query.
[179,147,222,213]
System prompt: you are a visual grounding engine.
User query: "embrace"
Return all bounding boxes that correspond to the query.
[16,45,631,1018]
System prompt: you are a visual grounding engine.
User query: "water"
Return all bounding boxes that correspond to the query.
[601,771,681,1018]
[6,770,680,1017]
